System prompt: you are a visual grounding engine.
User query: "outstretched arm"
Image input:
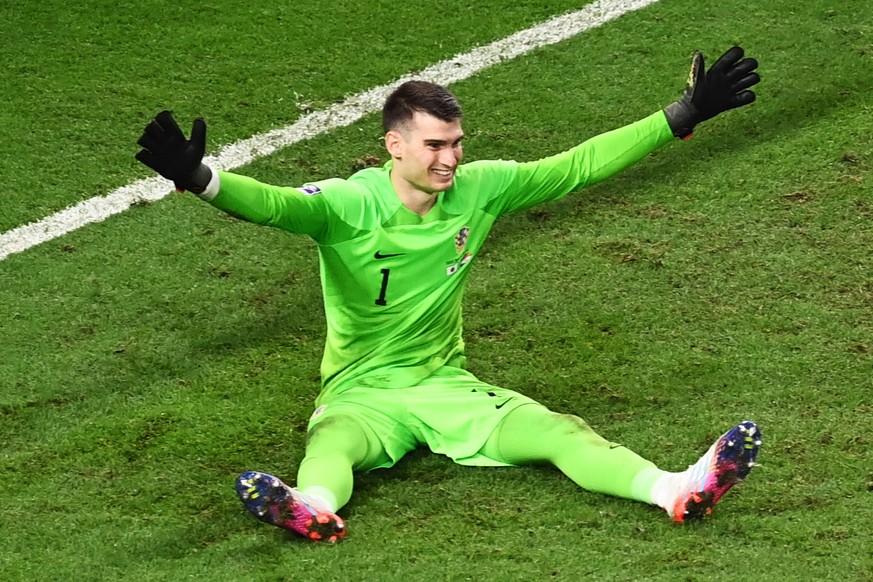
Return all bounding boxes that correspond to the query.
[134,112,333,239]
[495,46,761,214]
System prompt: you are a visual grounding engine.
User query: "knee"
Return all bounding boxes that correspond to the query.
[542,412,606,445]
[505,405,603,444]
[306,415,371,462]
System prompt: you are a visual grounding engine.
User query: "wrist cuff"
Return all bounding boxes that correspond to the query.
[663,102,695,139]
[194,166,221,201]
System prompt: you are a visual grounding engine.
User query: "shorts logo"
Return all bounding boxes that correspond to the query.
[296,184,322,196]
[309,404,328,421]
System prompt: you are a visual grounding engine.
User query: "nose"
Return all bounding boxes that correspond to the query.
[440,146,459,167]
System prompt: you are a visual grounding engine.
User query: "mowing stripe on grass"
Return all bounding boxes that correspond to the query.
[0,0,660,262]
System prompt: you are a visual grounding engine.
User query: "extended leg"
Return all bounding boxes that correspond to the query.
[480,405,762,521]
[480,404,657,500]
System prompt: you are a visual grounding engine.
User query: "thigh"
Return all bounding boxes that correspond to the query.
[404,366,540,466]
[305,414,377,468]
[307,388,420,471]
[481,404,608,465]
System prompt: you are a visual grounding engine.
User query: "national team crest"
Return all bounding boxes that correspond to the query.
[454,226,470,253]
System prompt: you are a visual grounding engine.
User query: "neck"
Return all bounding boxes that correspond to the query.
[390,172,440,216]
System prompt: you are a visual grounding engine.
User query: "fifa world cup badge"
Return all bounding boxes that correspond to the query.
[296,184,322,196]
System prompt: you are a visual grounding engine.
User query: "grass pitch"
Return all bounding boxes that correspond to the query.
[1,0,871,580]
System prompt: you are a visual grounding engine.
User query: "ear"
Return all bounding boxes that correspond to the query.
[385,130,404,159]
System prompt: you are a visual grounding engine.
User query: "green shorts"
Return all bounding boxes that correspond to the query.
[307,365,540,470]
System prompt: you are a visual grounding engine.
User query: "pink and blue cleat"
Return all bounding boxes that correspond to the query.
[236,471,346,542]
[671,420,762,523]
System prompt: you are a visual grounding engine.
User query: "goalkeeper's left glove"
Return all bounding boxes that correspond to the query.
[135,110,212,193]
[663,46,760,139]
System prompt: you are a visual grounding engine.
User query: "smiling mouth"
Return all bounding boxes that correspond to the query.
[432,168,454,178]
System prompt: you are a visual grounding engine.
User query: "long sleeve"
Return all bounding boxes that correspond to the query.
[494,110,675,216]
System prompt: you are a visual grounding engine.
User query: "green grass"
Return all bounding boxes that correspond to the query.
[2,0,872,580]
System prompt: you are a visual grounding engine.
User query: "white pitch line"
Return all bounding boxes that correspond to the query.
[0,0,660,262]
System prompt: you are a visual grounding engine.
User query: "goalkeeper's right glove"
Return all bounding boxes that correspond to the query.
[135,110,212,193]
[663,46,760,139]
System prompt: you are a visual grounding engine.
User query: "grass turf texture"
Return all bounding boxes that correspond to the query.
[1,0,872,580]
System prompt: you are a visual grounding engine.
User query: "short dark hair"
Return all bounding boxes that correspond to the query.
[382,81,463,133]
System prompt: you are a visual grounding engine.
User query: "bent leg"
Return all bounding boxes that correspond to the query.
[297,414,390,511]
[480,404,659,502]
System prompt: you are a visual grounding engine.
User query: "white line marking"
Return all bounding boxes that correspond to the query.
[0,0,660,261]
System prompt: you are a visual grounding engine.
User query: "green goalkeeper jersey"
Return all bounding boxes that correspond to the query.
[204,111,673,403]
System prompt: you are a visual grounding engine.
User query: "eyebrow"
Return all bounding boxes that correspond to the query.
[423,136,464,146]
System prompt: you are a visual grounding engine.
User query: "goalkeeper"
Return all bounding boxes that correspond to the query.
[136,47,763,543]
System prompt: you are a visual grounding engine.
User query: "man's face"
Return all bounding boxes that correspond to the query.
[386,111,464,194]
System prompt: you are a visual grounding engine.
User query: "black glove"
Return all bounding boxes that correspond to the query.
[136,110,212,193]
[663,46,760,139]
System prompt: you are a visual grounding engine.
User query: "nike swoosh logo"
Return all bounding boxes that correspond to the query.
[495,400,511,410]
[374,251,405,259]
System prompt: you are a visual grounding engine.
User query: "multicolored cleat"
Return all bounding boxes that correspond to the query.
[235,471,346,542]
[671,420,762,523]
